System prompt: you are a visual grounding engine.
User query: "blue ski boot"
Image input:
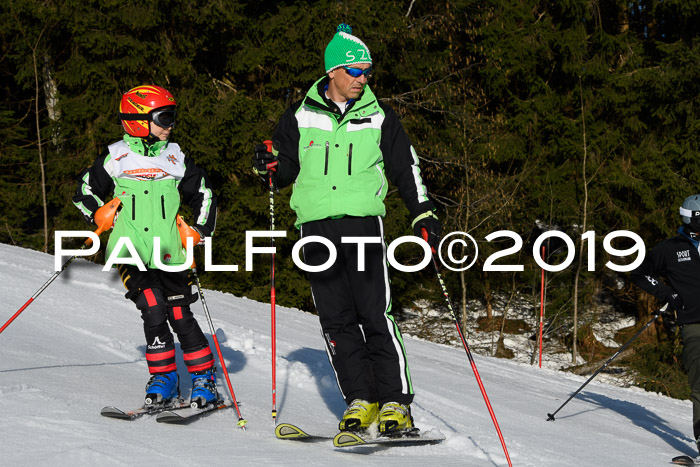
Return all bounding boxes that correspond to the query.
[144,371,179,406]
[190,368,219,408]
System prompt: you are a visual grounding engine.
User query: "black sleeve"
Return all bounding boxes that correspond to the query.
[629,241,675,302]
[379,103,436,219]
[72,149,115,222]
[270,102,302,189]
[179,155,217,237]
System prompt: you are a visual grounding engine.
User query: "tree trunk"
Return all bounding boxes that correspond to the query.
[29,29,48,252]
[43,55,61,149]
[483,269,493,320]
[573,76,590,365]
[564,347,635,375]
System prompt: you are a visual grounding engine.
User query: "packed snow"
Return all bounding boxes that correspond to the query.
[0,242,695,466]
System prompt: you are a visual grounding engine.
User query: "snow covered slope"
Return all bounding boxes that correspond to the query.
[0,242,695,466]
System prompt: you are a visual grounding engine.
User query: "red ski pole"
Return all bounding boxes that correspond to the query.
[2,198,121,335]
[263,139,278,422]
[423,230,513,467]
[176,215,248,429]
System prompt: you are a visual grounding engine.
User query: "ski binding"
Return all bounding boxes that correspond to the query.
[155,400,230,424]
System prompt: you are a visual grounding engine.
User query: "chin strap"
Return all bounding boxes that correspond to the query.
[145,133,160,145]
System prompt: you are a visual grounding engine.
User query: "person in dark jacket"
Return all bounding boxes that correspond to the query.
[73,85,219,409]
[630,194,700,456]
[253,24,441,434]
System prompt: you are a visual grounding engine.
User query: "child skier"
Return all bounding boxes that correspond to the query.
[73,85,219,408]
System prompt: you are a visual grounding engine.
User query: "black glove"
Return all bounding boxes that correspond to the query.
[665,292,684,314]
[658,299,679,334]
[654,294,682,334]
[253,143,278,176]
[663,314,678,334]
[412,212,441,253]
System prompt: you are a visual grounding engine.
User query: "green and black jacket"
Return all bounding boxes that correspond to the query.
[272,76,435,228]
[73,135,216,267]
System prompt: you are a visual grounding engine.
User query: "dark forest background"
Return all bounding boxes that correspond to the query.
[1,0,699,396]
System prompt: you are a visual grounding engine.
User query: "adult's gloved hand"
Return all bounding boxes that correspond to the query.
[253,143,278,176]
[412,211,441,253]
[658,301,679,334]
[665,292,684,314]
[655,294,682,335]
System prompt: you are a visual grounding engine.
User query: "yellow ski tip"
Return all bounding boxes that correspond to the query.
[333,431,366,447]
[275,423,311,439]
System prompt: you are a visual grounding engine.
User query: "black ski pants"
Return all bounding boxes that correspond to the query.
[118,265,214,375]
[300,216,414,406]
[682,323,700,448]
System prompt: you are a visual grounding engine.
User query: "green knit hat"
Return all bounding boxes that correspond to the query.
[324,23,372,73]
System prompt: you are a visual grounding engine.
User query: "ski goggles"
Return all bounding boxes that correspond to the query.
[680,207,700,219]
[343,66,373,79]
[119,106,177,129]
[150,107,177,129]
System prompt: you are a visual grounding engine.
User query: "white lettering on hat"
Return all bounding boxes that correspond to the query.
[345,50,356,62]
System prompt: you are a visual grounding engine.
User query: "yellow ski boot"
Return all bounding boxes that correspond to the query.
[378,402,413,434]
[338,399,379,432]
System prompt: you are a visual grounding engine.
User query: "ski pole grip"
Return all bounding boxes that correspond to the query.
[176,215,199,269]
[263,139,278,176]
[176,214,201,247]
[421,227,437,255]
[89,197,122,244]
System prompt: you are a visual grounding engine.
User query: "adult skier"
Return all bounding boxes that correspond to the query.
[253,24,441,434]
[73,85,219,408]
[630,194,700,459]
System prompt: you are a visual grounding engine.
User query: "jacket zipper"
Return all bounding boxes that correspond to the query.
[131,194,136,220]
[161,195,166,219]
[348,143,353,175]
[324,141,329,175]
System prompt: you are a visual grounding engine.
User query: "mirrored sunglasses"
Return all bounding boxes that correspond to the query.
[343,66,373,78]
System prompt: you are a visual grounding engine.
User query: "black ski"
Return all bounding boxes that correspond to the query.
[275,423,335,442]
[672,455,700,466]
[155,400,230,424]
[101,399,188,420]
[333,427,445,448]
